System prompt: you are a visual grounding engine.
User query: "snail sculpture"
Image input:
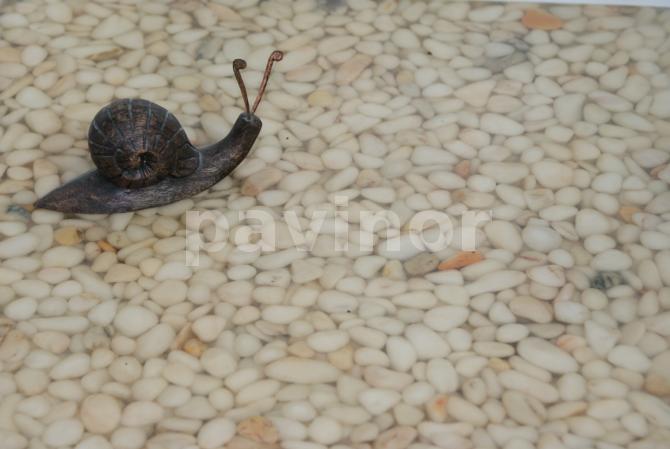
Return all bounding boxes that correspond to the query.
[35,51,283,214]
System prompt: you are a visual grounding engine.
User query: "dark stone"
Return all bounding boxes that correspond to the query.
[591,271,625,290]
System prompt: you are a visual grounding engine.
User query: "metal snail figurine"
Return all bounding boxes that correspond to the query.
[35,50,283,214]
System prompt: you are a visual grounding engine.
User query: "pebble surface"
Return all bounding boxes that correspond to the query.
[1,1,670,449]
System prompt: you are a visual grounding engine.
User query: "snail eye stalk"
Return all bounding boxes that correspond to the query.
[233,59,250,115]
[252,50,283,114]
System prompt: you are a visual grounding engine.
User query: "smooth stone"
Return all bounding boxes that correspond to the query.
[265,357,339,384]
[480,113,524,136]
[517,337,578,373]
[532,161,574,189]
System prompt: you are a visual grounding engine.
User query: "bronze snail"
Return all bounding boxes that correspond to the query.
[35,51,283,214]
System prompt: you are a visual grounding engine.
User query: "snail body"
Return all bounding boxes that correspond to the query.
[35,51,282,214]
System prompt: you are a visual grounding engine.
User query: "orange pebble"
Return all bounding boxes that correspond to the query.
[237,416,279,444]
[454,160,470,179]
[488,357,511,372]
[645,372,670,396]
[97,240,116,252]
[438,251,483,271]
[183,338,207,357]
[618,206,640,223]
[522,9,563,30]
[425,394,449,421]
[556,334,583,352]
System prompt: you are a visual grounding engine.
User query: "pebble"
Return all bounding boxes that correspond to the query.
[575,209,610,237]
[466,271,526,295]
[554,94,585,125]
[265,358,339,384]
[192,316,226,342]
[630,392,670,427]
[16,87,51,108]
[237,416,279,444]
[46,3,72,23]
[50,353,90,379]
[114,305,158,337]
[337,54,372,85]
[592,249,632,271]
[532,161,574,189]
[608,345,651,372]
[104,264,141,283]
[403,253,439,276]
[279,171,320,192]
[42,419,83,447]
[53,227,80,246]
[198,418,236,449]
[200,348,237,377]
[480,113,524,136]
[446,396,488,426]
[391,30,420,49]
[527,265,565,287]
[92,15,135,39]
[21,45,47,67]
[42,246,85,267]
[405,324,449,359]
[374,427,417,449]
[480,163,528,184]
[649,90,670,118]
[585,320,621,356]
[423,306,469,331]
[308,416,342,445]
[535,59,568,76]
[386,337,417,372]
[517,337,578,373]
[469,5,504,22]
[358,389,401,415]
[522,9,563,30]
[0,234,39,258]
[522,225,562,252]
[4,297,37,321]
[554,301,589,324]
[485,221,523,253]
[426,359,459,393]
[121,401,163,426]
[307,330,349,353]
[126,74,167,89]
[80,394,121,434]
[454,80,495,107]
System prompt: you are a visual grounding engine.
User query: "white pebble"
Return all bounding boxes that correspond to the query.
[517,337,578,374]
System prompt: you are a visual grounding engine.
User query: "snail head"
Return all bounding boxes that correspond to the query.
[217,50,283,161]
[233,50,283,121]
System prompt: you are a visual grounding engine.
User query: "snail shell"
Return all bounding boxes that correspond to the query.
[88,98,199,188]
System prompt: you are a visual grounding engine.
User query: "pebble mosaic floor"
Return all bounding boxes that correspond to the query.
[0,1,669,449]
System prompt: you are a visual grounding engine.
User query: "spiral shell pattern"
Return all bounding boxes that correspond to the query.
[88,99,195,189]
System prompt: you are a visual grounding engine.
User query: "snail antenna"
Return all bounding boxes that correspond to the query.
[233,59,250,114]
[251,50,283,114]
